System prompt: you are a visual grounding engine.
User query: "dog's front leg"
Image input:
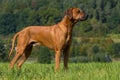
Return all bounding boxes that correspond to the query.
[55,50,61,71]
[63,47,70,70]
[63,40,71,70]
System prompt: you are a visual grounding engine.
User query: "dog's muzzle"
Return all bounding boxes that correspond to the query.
[79,14,88,21]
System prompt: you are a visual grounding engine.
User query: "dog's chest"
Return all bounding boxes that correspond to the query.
[61,34,71,50]
[65,35,70,43]
[65,33,71,45]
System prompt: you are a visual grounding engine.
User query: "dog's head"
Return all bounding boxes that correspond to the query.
[65,8,87,23]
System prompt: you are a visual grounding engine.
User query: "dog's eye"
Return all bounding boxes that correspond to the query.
[77,10,80,13]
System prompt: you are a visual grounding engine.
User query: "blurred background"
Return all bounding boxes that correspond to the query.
[0,0,120,63]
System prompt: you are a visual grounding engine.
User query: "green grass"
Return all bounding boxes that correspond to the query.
[0,62,120,80]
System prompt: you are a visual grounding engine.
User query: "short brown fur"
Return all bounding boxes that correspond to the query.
[9,8,86,70]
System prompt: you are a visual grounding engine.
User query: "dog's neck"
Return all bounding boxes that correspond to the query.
[58,16,76,35]
[60,16,75,27]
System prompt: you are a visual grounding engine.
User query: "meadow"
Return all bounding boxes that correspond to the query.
[0,62,120,80]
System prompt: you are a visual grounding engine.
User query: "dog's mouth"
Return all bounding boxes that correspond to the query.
[78,14,88,21]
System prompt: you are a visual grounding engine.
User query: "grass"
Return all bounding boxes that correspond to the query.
[0,62,120,80]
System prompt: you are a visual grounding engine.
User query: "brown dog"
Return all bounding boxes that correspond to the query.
[9,7,87,70]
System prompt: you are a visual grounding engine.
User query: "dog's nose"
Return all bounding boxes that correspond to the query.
[84,14,88,20]
[82,11,88,19]
[81,12,88,20]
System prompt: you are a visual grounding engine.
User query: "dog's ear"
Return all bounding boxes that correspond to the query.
[65,8,73,19]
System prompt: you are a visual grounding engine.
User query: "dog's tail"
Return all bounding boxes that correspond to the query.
[9,32,19,57]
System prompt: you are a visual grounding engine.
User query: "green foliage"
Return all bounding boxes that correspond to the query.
[0,39,10,62]
[0,40,6,61]
[69,56,91,63]
[0,0,119,36]
[70,46,80,57]
[37,46,52,64]
[70,37,113,62]
[92,45,99,54]
[93,53,112,62]
[108,43,120,57]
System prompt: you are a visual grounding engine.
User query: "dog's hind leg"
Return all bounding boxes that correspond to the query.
[17,45,33,69]
[10,35,29,69]
[10,48,25,69]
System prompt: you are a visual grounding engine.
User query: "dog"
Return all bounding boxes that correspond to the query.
[9,7,87,70]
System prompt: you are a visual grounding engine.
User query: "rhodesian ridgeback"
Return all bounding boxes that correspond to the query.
[9,7,87,70]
